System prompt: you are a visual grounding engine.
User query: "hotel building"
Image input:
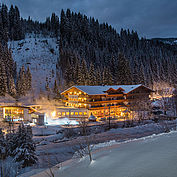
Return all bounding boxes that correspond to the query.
[61,84,153,119]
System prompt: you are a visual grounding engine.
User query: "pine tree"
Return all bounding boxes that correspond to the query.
[0,61,8,96]
[6,133,18,157]
[0,129,6,160]
[8,75,16,97]
[1,4,9,43]
[102,67,113,85]
[13,124,38,168]
[53,80,61,99]
[88,63,96,85]
[26,66,32,91]
[116,54,132,85]
[17,66,26,96]
[9,5,15,40]
[80,59,89,85]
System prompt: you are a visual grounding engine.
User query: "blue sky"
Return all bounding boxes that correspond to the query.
[2,0,177,38]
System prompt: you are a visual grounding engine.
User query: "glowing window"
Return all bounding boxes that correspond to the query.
[58,112,61,116]
[79,112,82,115]
[62,112,65,116]
[84,112,87,115]
[75,112,78,115]
[71,112,74,115]
[66,112,69,115]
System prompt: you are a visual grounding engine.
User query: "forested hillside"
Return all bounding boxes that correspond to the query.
[59,9,177,88]
[1,4,177,98]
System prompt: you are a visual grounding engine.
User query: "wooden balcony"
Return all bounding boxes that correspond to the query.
[63,99,129,104]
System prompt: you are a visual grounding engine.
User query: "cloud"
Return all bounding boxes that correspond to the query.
[3,0,177,38]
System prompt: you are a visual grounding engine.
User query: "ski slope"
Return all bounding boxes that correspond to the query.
[8,34,59,92]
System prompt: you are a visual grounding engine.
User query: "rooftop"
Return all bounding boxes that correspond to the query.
[62,84,152,95]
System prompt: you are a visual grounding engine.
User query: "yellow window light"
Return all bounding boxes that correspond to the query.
[51,111,56,117]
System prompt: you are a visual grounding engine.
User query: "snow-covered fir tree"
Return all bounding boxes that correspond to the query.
[53,79,61,99]
[16,66,32,97]
[25,66,32,91]
[8,75,16,97]
[0,129,6,160]
[13,124,38,168]
[0,61,8,96]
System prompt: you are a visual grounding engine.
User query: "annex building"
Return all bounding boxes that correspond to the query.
[61,84,153,119]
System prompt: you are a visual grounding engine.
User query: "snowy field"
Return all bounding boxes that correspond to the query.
[33,130,177,177]
[20,120,177,176]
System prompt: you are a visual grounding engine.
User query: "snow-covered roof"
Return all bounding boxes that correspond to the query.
[62,84,152,95]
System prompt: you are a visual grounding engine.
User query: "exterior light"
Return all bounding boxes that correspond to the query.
[51,111,56,117]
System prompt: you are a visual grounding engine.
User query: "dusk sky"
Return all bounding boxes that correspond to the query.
[3,0,177,38]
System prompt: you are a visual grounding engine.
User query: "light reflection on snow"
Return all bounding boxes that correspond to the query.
[45,116,79,126]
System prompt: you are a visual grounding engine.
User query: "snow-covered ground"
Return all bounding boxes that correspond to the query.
[20,120,177,176]
[33,129,177,177]
[8,34,59,92]
[46,117,79,126]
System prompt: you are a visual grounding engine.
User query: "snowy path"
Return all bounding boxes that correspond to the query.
[34,130,177,177]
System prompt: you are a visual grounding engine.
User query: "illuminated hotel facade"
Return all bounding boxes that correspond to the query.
[61,85,153,119]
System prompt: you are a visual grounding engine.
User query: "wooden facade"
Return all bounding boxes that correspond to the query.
[61,85,153,119]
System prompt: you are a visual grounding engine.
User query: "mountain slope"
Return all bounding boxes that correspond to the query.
[8,34,59,92]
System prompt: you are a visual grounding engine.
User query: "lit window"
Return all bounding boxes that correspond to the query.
[84,112,87,115]
[62,112,65,116]
[58,112,61,116]
[79,112,82,115]
[71,112,74,115]
[66,112,69,115]
[75,112,78,115]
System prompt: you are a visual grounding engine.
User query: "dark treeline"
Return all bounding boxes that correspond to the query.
[0,4,59,43]
[58,9,177,88]
[22,13,59,37]
[0,4,24,43]
[0,4,33,97]
[0,43,32,97]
